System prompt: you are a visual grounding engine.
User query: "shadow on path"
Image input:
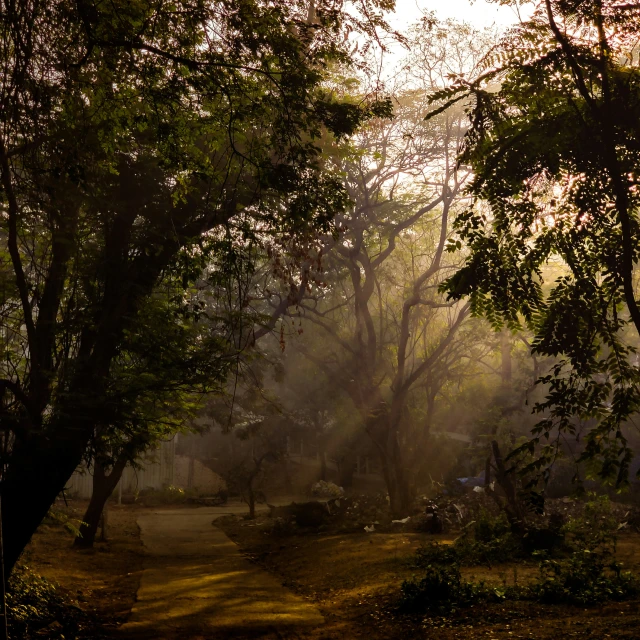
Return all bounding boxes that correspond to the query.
[119,505,324,639]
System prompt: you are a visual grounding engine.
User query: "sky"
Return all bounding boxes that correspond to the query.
[374,1,532,77]
[389,0,530,29]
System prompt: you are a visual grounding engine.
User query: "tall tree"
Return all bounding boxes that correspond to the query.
[274,21,493,514]
[440,1,640,486]
[0,0,393,576]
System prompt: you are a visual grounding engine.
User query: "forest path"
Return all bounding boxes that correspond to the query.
[118,504,324,639]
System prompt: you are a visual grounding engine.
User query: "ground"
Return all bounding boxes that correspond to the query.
[21,500,145,636]
[215,513,640,639]
[19,499,640,639]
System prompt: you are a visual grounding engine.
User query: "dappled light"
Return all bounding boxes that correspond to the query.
[3,1,640,639]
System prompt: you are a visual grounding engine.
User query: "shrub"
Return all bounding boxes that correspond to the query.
[400,565,480,613]
[533,551,639,606]
[7,565,87,639]
[474,509,510,543]
[413,511,522,567]
[268,516,296,536]
[136,485,187,505]
[563,494,619,552]
[533,495,638,605]
[43,508,85,538]
[404,495,640,612]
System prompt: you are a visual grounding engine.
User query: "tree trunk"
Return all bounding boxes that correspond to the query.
[0,491,8,640]
[386,450,412,516]
[319,451,327,481]
[490,440,526,535]
[367,405,412,517]
[1,427,91,579]
[501,330,512,385]
[74,456,128,549]
[338,448,356,488]
[247,486,256,519]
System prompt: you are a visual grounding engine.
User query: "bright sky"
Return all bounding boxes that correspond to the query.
[389,0,530,29]
[373,0,532,79]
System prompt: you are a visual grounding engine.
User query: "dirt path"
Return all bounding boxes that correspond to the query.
[119,505,324,639]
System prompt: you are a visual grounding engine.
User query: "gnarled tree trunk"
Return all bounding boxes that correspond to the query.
[1,427,92,579]
[74,457,128,548]
[366,403,412,517]
[489,440,526,536]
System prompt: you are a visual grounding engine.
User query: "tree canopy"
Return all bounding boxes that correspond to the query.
[0,0,394,575]
[439,0,640,486]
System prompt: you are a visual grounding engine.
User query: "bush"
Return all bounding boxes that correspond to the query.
[474,509,510,543]
[403,495,640,612]
[43,507,85,538]
[563,494,619,552]
[400,565,480,613]
[413,511,522,567]
[533,551,639,605]
[533,495,639,605]
[136,485,187,505]
[401,551,640,614]
[7,565,87,639]
[310,480,344,499]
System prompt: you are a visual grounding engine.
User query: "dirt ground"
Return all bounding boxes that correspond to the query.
[216,513,640,639]
[20,500,640,639]
[21,499,145,636]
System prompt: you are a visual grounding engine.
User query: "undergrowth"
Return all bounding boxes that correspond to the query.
[7,565,90,639]
[413,510,525,567]
[402,495,640,613]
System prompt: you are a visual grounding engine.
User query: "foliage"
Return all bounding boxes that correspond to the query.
[563,493,619,551]
[310,480,344,498]
[402,545,640,613]
[272,18,495,515]
[437,1,640,487]
[136,485,188,506]
[530,493,638,604]
[533,550,639,606]
[404,494,639,612]
[0,0,396,571]
[400,564,481,613]
[414,510,523,567]
[43,508,86,539]
[267,516,296,537]
[7,566,88,639]
[400,562,526,614]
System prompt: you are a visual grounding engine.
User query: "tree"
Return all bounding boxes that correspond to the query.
[74,280,236,547]
[0,0,394,576]
[274,20,494,514]
[439,1,640,487]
